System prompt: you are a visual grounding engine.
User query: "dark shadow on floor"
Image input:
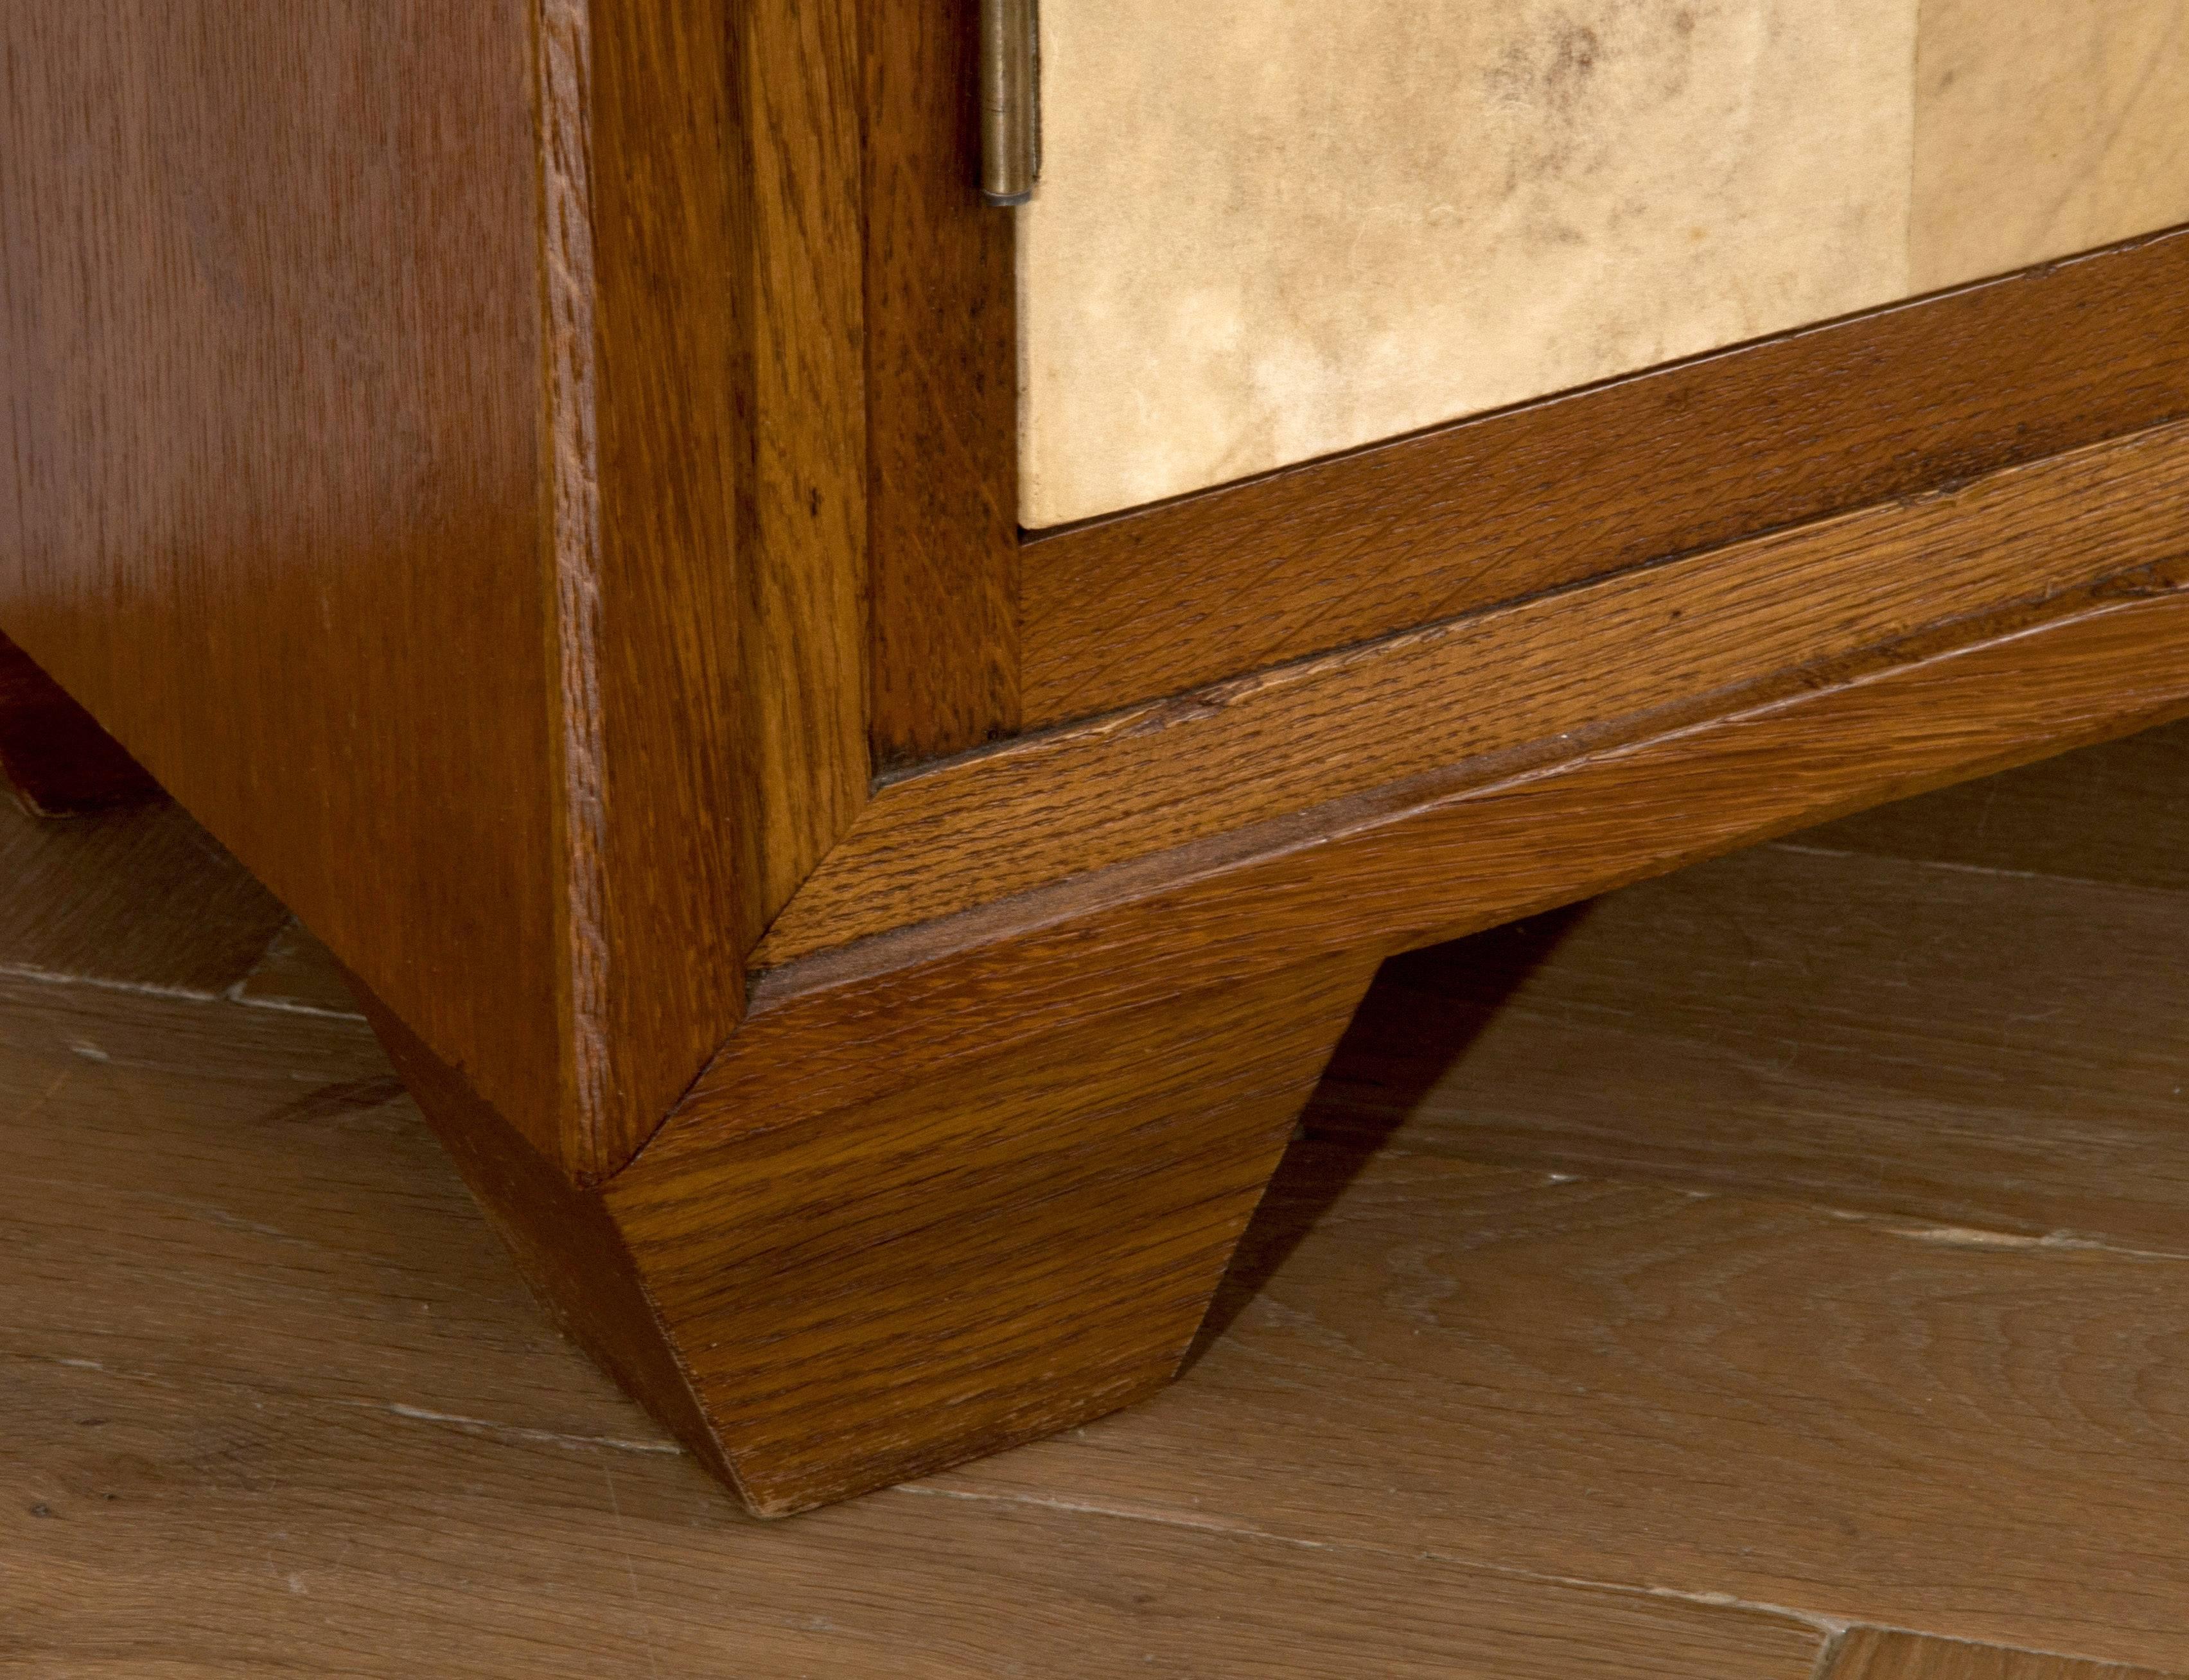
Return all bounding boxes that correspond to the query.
[1185,900,1596,1367]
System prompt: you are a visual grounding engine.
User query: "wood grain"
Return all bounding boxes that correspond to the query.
[1314,837,2189,1254]
[7,1367,1824,1680]
[1829,1632,2183,1680]
[532,0,759,1177]
[0,630,161,816]
[366,948,1375,1514]
[0,795,285,997]
[726,0,870,926]
[444,576,2189,1514]
[0,967,391,1096]
[0,3,581,1160]
[6,1360,1828,1680]
[938,1138,2189,1668]
[863,0,1021,765]
[0,2,825,1182]
[360,983,743,1494]
[703,581,2189,1155]
[759,419,2189,966]
[610,956,1376,1514]
[1021,226,2189,724]
[10,712,2189,1673]
[0,930,1822,1677]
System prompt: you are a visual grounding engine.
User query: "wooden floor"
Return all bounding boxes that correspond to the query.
[7,724,2189,1677]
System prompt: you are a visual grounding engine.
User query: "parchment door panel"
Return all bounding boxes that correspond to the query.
[1019,1,2189,528]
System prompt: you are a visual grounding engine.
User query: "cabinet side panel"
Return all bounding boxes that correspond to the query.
[0,4,567,1153]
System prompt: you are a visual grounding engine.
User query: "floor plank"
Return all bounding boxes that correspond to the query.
[8,1367,1823,1680]
[10,678,2189,1674]
[0,976,1825,1679]
[1313,842,2189,1250]
[1829,1629,2185,1680]
[1791,715,2189,889]
[935,1137,2189,1669]
[234,919,362,1017]
[0,795,284,996]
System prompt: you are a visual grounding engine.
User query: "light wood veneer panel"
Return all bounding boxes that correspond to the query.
[1022,0,1915,524]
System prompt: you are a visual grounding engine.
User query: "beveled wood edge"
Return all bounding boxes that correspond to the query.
[531,0,760,1180]
[525,0,873,1181]
[642,572,2189,1164]
[1017,225,2189,725]
[753,416,2189,968]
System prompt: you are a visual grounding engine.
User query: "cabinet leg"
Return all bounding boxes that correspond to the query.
[364,956,1376,1515]
[0,631,161,816]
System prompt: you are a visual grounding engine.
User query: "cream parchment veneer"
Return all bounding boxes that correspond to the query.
[1018,0,2189,528]
[1913,0,2189,293]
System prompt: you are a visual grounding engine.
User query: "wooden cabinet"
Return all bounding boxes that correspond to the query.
[4,1,2186,1514]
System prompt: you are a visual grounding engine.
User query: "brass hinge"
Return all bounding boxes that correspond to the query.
[980,0,1039,206]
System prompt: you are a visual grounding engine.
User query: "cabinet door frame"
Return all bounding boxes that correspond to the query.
[863,0,2189,760]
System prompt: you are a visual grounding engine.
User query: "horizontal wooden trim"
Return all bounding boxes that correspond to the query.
[1019,226,2189,728]
[756,417,2189,967]
[660,574,2189,1157]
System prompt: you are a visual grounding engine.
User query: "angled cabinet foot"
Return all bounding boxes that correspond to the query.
[362,956,1378,1516]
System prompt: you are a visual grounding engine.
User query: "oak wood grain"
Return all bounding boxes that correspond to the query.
[361,983,744,1492]
[365,948,1375,1514]
[7,1358,1829,1680]
[759,420,2189,967]
[0,630,161,817]
[728,0,870,926]
[610,956,1377,1513]
[938,1139,2189,1667]
[861,0,1020,766]
[0,2,642,1168]
[703,581,2189,1155]
[1828,1632,2183,1680]
[1022,227,2189,725]
[0,2,813,1183]
[532,0,759,1177]
[7,719,2186,1673]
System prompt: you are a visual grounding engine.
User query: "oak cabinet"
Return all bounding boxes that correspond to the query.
[3,1,2186,1514]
